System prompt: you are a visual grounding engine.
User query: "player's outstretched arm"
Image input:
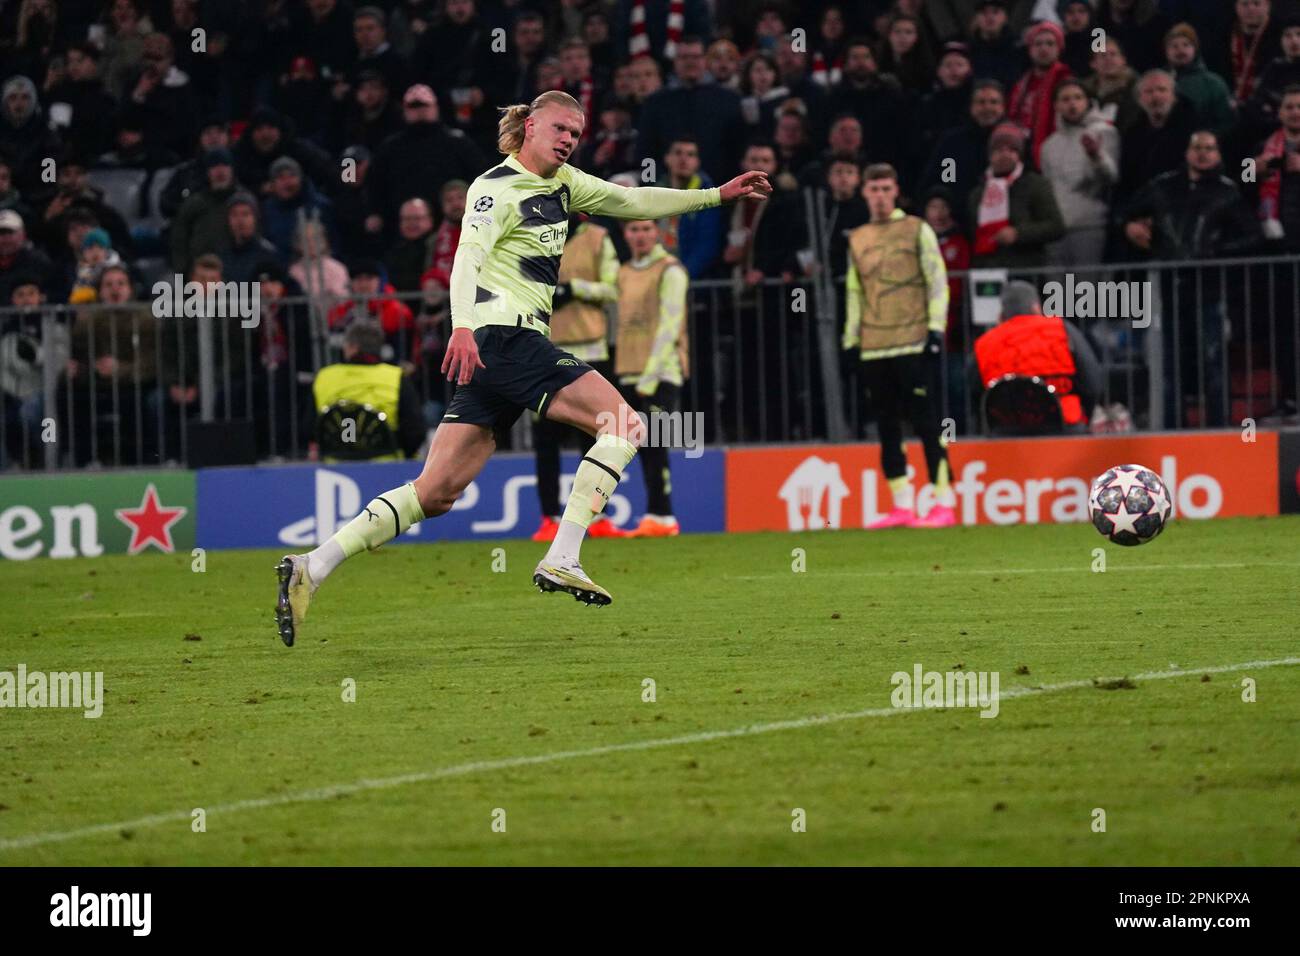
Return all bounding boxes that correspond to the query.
[572,168,771,220]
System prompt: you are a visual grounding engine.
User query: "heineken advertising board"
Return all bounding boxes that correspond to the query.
[0,472,194,560]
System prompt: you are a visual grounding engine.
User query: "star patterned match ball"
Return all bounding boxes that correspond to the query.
[1088,464,1172,546]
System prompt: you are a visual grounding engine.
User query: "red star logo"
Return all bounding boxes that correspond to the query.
[115,483,187,555]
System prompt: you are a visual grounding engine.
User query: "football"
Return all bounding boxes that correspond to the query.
[1088,464,1173,546]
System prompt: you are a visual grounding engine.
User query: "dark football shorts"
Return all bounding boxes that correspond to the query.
[443,324,593,433]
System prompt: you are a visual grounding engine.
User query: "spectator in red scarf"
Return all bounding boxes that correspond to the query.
[1208,0,1286,104]
[968,122,1065,270]
[1008,20,1072,169]
[1254,85,1300,243]
[810,6,846,89]
[616,0,711,61]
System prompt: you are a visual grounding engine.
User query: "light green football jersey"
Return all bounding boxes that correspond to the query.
[456,152,720,334]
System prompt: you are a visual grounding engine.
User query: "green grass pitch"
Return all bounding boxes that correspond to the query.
[2,516,1298,865]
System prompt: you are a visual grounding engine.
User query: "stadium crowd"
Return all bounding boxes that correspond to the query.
[2,0,1299,469]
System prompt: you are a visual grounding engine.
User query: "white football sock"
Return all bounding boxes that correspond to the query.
[305,539,345,584]
[888,477,915,512]
[544,435,637,565]
[547,519,587,564]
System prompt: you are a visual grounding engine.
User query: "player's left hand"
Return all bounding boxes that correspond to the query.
[719,170,773,203]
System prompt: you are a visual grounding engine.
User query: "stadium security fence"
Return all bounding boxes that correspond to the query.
[1,255,1298,472]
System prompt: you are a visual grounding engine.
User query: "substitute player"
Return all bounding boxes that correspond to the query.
[843,163,955,529]
[616,219,688,537]
[531,211,622,542]
[275,90,770,644]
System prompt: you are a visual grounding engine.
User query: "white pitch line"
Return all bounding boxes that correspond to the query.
[2,656,1297,853]
[724,561,1300,580]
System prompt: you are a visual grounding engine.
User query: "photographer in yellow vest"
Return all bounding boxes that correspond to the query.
[615,219,689,537]
[310,321,425,462]
[844,163,955,529]
[532,213,624,541]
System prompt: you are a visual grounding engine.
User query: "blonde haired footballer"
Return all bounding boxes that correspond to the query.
[275,90,772,645]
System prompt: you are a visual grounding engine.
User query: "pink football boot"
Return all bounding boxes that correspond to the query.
[914,504,956,528]
[866,508,916,529]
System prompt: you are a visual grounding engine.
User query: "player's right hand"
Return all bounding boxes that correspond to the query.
[442,327,486,385]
